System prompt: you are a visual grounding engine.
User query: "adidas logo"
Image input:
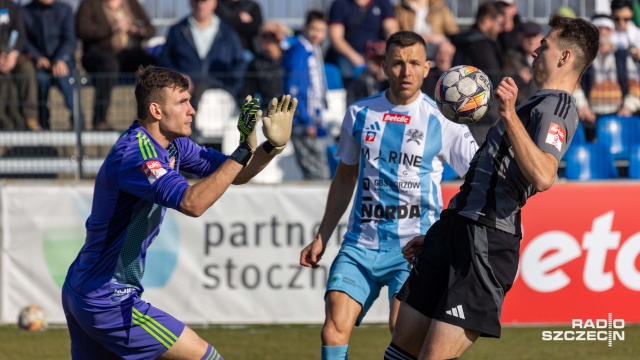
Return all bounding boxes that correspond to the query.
[366,122,382,131]
[445,305,465,319]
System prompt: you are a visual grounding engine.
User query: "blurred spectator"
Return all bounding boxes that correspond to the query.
[452,1,505,143]
[610,0,640,61]
[327,0,398,82]
[0,0,40,131]
[159,0,245,111]
[244,22,288,109]
[452,1,505,86]
[574,15,640,141]
[23,0,81,130]
[284,10,330,180]
[395,0,458,52]
[215,0,263,62]
[346,39,388,105]
[496,0,525,53]
[76,0,155,130]
[422,40,455,99]
[502,21,542,105]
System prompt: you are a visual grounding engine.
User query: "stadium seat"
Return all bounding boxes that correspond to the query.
[325,89,347,137]
[195,89,238,143]
[596,115,640,160]
[572,120,586,145]
[564,143,619,180]
[324,63,344,90]
[628,145,640,179]
[326,144,340,179]
[442,163,458,181]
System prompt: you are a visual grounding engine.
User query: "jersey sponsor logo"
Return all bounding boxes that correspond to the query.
[361,203,421,221]
[382,113,411,124]
[362,148,423,167]
[142,160,167,185]
[545,122,566,151]
[405,129,424,145]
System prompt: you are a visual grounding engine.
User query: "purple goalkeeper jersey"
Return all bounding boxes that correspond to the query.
[64,121,228,304]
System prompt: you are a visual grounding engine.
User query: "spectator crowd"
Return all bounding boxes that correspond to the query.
[1,0,640,178]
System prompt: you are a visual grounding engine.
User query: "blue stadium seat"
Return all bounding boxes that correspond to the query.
[572,120,586,145]
[564,143,619,180]
[327,144,340,179]
[442,163,458,181]
[596,115,640,160]
[628,145,640,179]
[325,63,344,90]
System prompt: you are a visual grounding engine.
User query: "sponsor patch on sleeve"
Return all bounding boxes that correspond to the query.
[545,122,566,151]
[141,160,167,185]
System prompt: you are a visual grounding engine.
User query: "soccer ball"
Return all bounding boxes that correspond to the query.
[17,304,48,331]
[434,65,493,124]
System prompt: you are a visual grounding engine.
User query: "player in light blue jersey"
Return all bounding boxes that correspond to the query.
[299,31,478,360]
[61,66,297,360]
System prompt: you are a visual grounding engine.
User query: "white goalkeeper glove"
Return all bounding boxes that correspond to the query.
[262,94,298,155]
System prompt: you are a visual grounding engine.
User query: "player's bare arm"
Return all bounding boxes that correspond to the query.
[496,77,558,192]
[300,162,358,268]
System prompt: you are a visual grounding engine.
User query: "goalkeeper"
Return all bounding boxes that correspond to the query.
[61,65,296,360]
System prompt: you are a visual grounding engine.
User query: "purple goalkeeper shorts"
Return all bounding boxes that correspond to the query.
[62,284,185,360]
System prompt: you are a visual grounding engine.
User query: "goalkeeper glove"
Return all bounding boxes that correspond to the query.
[262,94,298,155]
[230,95,261,166]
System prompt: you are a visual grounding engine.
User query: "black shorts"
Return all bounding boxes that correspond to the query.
[397,210,521,338]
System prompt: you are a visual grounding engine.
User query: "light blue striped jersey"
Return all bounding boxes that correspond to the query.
[337,91,478,250]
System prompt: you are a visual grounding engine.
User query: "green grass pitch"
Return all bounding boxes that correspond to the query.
[0,324,637,359]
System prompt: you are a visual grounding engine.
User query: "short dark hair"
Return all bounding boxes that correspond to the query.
[135,66,189,120]
[548,15,600,75]
[305,10,327,27]
[610,0,632,12]
[475,1,504,24]
[385,31,426,55]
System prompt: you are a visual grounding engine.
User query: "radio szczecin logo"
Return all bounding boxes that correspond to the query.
[541,313,624,347]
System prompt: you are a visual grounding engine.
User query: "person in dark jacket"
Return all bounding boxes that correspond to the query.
[0,0,40,131]
[215,0,262,60]
[158,0,245,110]
[451,1,505,143]
[243,21,287,110]
[23,0,80,129]
[76,0,155,130]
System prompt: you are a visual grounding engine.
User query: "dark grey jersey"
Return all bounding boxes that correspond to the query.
[449,90,578,235]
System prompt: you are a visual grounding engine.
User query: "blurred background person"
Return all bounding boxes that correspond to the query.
[394,0,458,59]
[421,39,455,99]
[76,0,155,130]
[502,21,542,105]
[496,0,525,53]
[159,0,245,111]
[215,0,263,62]
[574,14,640,142]
[0,0,40,131]
[23,0,80,130]
[244,21,288,110]
[345,39,388,105]
[610,0,640,61]
[326,0,398,84]
[452,1,505,143]
[284,10,330,180]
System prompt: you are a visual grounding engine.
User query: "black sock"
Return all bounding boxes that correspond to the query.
[384,342,417,360]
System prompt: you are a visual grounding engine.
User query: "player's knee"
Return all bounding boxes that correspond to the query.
[321,320,351,345]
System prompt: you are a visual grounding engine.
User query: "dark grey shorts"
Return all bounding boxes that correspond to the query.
[397,210,521,338]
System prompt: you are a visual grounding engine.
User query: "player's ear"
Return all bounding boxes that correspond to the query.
[149,102,162,120]
[424,58,430,79]
[381,60,389,78]
[559,49,571,67]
